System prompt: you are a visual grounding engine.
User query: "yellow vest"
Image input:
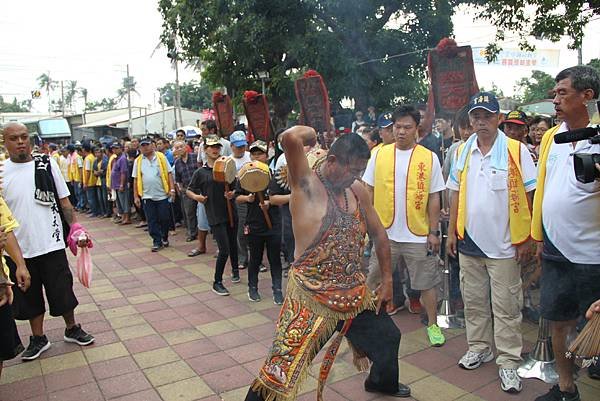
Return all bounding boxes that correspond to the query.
[135,152,170,197]
[456,137,531,245]
[0,198,19,277]
[370,143,383,155]
[374,144,432,236]
[69,153,82,182]
[531,125,561,241]
[83,154,98,187]
[106,154,117,188]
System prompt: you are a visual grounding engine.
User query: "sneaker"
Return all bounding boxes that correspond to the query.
[499,368,522,393]
[238,264,247,270]
[64,324,95,346]
[259,264,268,272]
[248,287,261,302]
[273,290,284,305]
[534,385,580,401]
[212,282,230,296]
[458,349,494,370]
[162,240,169,248]
[427,324,445,347]
[387,303,405,316]
[231,273,241,283]
[407,298,422,314]
[151,244,163,252]
[21,335,51,360]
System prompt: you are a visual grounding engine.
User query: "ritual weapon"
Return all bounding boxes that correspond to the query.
[212,91,235,138]
[294,70,332,149]
[243,91,273,143]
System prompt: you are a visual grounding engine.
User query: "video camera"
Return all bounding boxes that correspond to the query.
[553,100,600,183]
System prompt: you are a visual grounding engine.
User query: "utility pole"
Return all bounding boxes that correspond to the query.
[174,55,183,127]
[60,80,65,117]
[126,64,133,137]
[578,47,583,66]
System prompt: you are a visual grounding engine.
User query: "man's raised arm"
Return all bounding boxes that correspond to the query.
[280,126,317,190]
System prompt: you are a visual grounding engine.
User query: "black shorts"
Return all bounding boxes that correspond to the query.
[6,249,79,321]
[0,302,24,361]
[540,258,600,322]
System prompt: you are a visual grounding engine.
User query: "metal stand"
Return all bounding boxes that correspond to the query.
[437,220,465,329]
[517,317,559,383]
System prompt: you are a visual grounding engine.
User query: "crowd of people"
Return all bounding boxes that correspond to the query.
[1,65,599,401]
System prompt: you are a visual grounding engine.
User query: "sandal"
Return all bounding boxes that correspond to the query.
[188,249,206,257]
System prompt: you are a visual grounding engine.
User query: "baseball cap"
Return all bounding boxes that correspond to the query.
[468,91,500,114]
[66,144,75,152]
[503,110,527,125]
[249,140,267,153]
[377,112,393,128]
[140,137,154,145]
[110,142,122,148]
[229,130,248,147]
[204,134,222,147]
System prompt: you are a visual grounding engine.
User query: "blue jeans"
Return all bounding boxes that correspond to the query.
[143,198,171,247]
[75,183,85,210]
[86,187,99,216]
[96,185,109,216]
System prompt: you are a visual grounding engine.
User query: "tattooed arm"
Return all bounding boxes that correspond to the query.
[60,197,77,225]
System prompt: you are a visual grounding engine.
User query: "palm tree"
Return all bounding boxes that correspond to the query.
[65,80,78,111]
[78,87,88,113]
[37,72,56,112]
[116,76,139,104]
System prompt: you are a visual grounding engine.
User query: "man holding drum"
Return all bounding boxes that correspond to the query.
[245,127,410,401]
[235,140,284,304]
[186,135,239,296]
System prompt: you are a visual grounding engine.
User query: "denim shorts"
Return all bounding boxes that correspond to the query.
[196,202,209,231]
[540,258,600,321]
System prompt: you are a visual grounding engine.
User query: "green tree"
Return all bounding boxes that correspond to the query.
[79,87,89,112]
[158,80,212,110]
[37,72,56,112]
[158,0,455,129]
[463,1,599,61]
[86,97,118,111]
[0,96,29,112]
[587,58,600,74]
[514,70,555,104]
[64,80,78,110]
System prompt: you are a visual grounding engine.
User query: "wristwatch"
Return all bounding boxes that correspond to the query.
[429,229,440,236]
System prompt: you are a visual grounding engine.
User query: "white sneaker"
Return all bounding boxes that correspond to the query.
[458,349,494,370]
[499,368,522,393]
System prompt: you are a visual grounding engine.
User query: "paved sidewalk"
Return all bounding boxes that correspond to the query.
[1,214,599,401]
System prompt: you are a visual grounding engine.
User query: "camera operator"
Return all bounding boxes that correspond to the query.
[532,66,600,401]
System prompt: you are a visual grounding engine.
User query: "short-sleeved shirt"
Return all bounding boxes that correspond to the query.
[419,133,453,164]
[132,153,174,201]
[540,122,600,264]
[232,152,252,172]
[446,135,537,259]
[174,153,198,188]
[362,145,445,243]
[187,165,237,226]
[2,158,70,258]
[111,154,128,190]
[235,176,281,236]
[0,197,19,276]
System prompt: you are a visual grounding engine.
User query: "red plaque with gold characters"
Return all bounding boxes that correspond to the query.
[427,38,479,116]
[294,70,331,134]
[242,91,273,142]
[212,91,235,137]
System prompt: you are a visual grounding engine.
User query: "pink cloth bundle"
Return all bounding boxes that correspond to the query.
[67,223,94,288]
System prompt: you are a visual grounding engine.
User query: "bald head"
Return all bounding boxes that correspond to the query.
[2,122,32,163]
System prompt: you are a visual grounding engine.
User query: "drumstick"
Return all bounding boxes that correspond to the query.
[224,182,234,228]
[256,192,272,229]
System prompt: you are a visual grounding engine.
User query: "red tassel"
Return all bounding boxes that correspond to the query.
[244,90,260,103]
[212,91,224,103]
[435,37,459,57]
[303,69,320,78]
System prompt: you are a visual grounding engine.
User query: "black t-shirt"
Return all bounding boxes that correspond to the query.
[188,165,237,226]
[419,133,453,164]
[235,176,281,236]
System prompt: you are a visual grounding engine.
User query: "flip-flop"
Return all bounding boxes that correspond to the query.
[188,249,206,257]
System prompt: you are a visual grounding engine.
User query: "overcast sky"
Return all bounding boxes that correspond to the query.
[1,1,598,113]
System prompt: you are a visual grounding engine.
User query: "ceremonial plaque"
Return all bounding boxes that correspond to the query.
[212,91,235,137]
[428,38,479,115]
[243,90,273,142]
[294,70,331,134]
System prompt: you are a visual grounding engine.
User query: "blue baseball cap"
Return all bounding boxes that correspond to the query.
[229,130,248,147]
[468,92,500,114]
[377,112,393,128]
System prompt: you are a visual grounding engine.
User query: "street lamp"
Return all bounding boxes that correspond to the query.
[258,71,270,94]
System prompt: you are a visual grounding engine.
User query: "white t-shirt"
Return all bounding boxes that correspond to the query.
[446,138,537,259]
[363,145,445,243]
[2,158,71,258]
[232,152,252,172]
[197,138,232,164]
[540,122,600,264]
